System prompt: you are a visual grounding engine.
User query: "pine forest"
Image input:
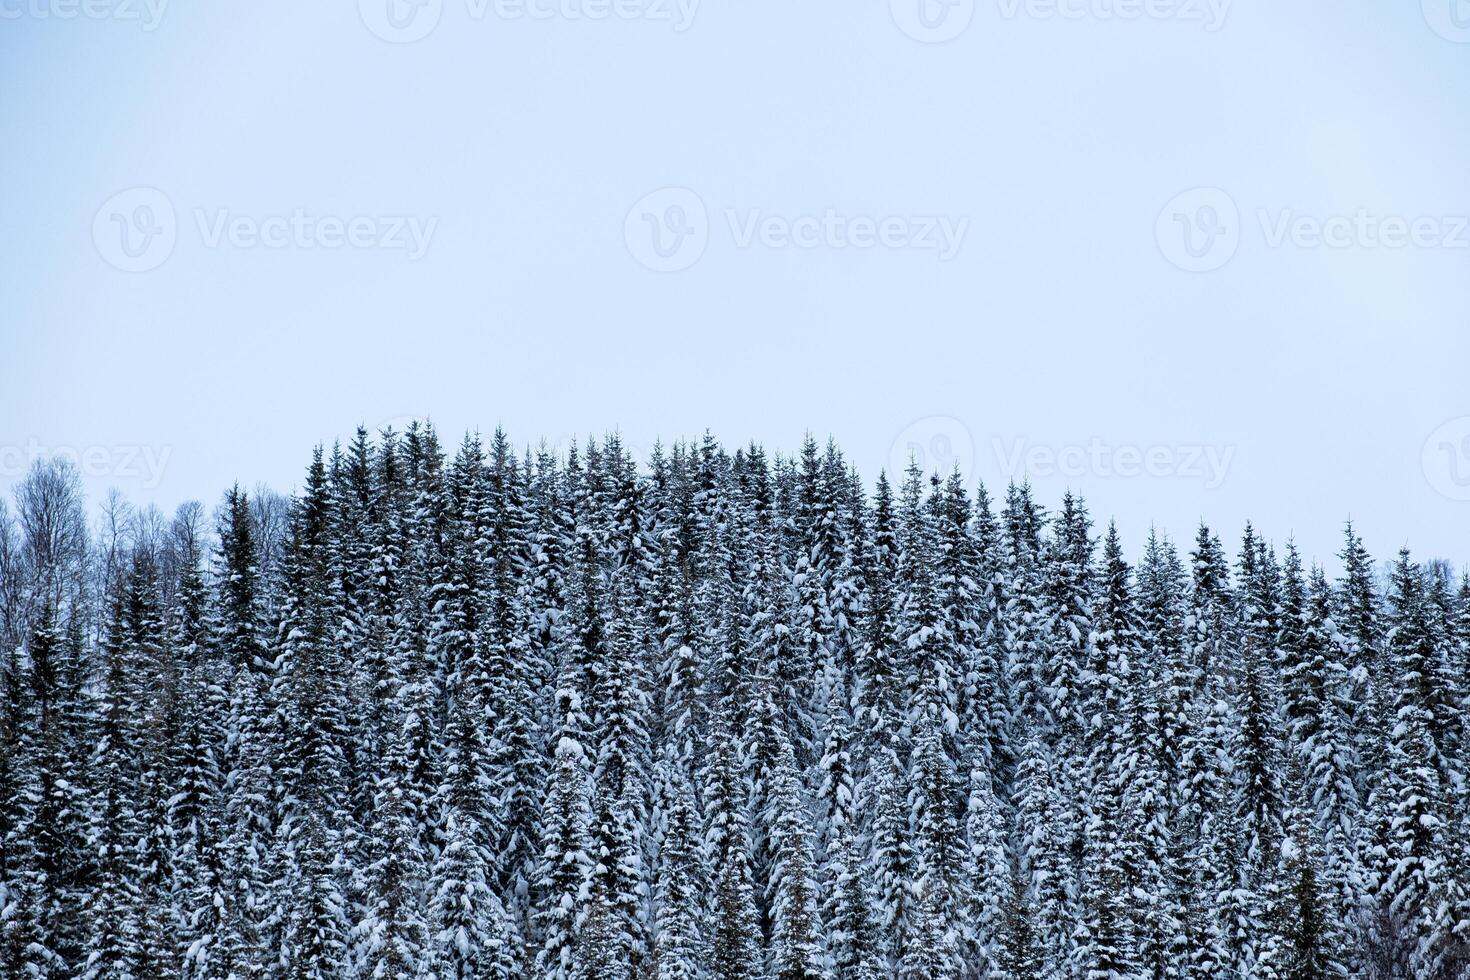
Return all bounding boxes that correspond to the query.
[2,425,1468,980]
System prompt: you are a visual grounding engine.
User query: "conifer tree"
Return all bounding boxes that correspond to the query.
[1041,491,1093,751]
[855,472,901,744]
[1371,549,1456,974]
[653,761,709,980]
[904,722,966,980]
[1014,733,1073,979]
[355,657,432,979]
[1273,767,1346,980]
[170,508,230,980]
[535,653,594,980]
[427,810,520,980]
[1074,731,1137,980]
[823,817,880,980]
[765,716,827,980]
[702,710,763,980]
[866,749,911,973]
[17,602,91,977]
[85,559,149,980]
[1335,522,1383,808]
[964,766,1010,979]
[1000,483,1047,736]
[1000,868,1044,980]
[583,581,651,977]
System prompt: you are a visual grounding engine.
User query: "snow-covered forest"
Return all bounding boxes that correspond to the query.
[1,426,1467,980]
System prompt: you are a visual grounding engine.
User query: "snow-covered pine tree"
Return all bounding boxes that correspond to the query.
[212,660,274,977]
[1370,549,1458,976]
[823,817,880,980]
[855,471,901,747]
[534,650,594,980]
[764,706,827,980]
[1000,866,1044,980]
[1335,522,1383,813]
[168,507,230,980]
[1040,491,1092,753]
[354,637,433,979]
[1271,762,1346,980]
[932,469,985,767]
[1000,482,1047,736]
[963,765,1010,979]
[84,554,149,980]
[903,721,965,980]
[19,600,91,978]
[1297,567,1361,941]
[652,760,709,980]
[1075,527,1140,980]
[426,809,521,980]
[815,683,856,926]
[214,484,267,678]
[583,578,651,978]
[866,747,911,974]
[701,709,763,980]
[484,432,547,924]
[1014,732,1074,979]
[270,450,353,979]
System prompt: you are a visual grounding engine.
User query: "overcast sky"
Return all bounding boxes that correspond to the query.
[3,0,1469,572]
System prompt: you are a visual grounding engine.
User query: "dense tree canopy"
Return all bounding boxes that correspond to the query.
[1,429,1467,979]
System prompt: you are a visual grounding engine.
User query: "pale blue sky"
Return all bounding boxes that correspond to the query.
[3,0,1469,571]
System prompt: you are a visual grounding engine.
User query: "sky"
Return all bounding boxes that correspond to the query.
[2,0,1469,573]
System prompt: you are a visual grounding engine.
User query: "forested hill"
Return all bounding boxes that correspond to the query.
[1,427,1467,980]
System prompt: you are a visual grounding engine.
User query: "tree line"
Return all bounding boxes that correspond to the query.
[0,426,1467,979]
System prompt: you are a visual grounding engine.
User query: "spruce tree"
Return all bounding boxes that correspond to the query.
[866,749,911,973]
[1274,767,1345,980]
[652,761,709,980]
[765,715,827,980]
[534,653,594,980]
